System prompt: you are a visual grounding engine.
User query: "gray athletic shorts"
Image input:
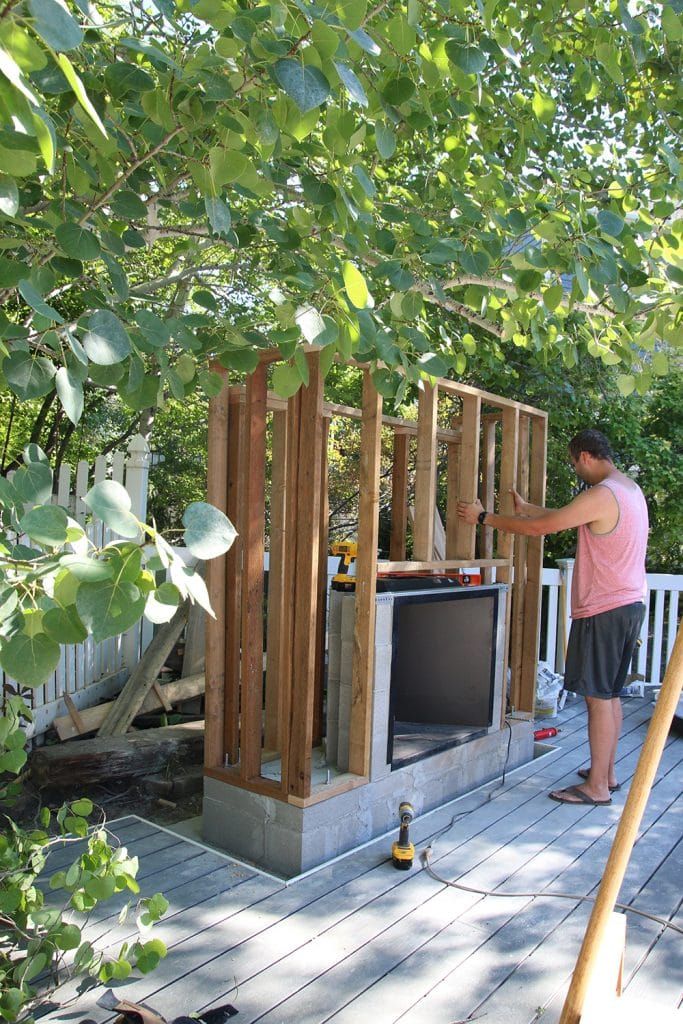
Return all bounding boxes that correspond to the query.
[564,602,646,700]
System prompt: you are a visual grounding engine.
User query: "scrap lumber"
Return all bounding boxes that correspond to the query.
[53,673,205,741]
[98,599,190,737]
[31,721,205,788]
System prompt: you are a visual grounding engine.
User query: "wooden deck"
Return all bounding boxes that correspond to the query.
[44,697,682,1024]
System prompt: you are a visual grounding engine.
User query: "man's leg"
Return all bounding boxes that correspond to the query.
[608,696,622,787]
[582,695,618,801]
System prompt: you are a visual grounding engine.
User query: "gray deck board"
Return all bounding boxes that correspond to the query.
[42,698,682,1024]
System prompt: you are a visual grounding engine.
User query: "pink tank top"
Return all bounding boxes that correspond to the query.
[571,476,648,619]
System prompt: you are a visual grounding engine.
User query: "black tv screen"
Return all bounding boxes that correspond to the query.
[389,589,498,730]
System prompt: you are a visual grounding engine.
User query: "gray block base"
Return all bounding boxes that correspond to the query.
[202,718,533,878]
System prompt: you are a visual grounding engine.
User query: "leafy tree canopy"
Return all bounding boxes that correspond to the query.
[0,0,681,416]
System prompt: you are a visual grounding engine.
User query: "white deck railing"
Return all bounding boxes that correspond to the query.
[540,559,682,687]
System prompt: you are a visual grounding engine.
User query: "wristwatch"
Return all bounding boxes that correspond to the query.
[477,509,489,525]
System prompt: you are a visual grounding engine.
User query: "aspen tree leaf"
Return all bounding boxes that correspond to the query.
[0,175,19,217]
[83,480,139,537]
[272,362,302,398]
[334,62,368,107]
[182,502,237,559]
[532,91,556,122]
[55,366,84,424]
[82,311,132,365]
[18,279,64,322]
[616,374,635,396]
[272,60,330,112]
[343,261,369,308]
[445,43,487,74]
[0,634,61,686]
[28,0,83,51]
[375,123,396,158]
[19,505,68,546]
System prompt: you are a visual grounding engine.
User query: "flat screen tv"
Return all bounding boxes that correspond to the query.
[389,588,499,735]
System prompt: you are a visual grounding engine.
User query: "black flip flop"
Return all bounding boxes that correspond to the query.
[577,768,621,792]
[549,785,612,806]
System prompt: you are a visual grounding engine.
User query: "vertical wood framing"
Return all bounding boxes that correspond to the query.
[389,429,410,561]
[264,410,287,752]
[239,364,267,781]
[497,406,519,721]
[278,390,301,796]
[413,383,438,561]
[510,415,530,708]
[480,419,497,579]
[313,415,331,745]
[224,396,244,765]
[519,416,548,712]
[349,371,383,778]
[445,435,461,559]
[204,368,229,769]
[286,353,324,799]
[451,394,481,559]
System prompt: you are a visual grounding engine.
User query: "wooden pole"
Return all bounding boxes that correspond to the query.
[204,371,228,769]
[559,620,683,1024]
[413,382,438,561]
[264,409,287,752]
[313,414,330,746]
[389,428,410,561]
[224,398,244,764]
[450,393,481,559]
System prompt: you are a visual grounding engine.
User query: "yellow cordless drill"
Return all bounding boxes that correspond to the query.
[391,802,415,870]
[331,541,358,589]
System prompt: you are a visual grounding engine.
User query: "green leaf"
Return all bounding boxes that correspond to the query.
[459,250,490,277]
[219,348,259,373]
[182,502,237,559]
[55,923,82,950]
[28,0,83,51]
[205,196,232,236]
[82,310,132,365]
[55,366,84,424]
[3,350,56,399]
[375,124,396,159]
[542,284,564,311]
[55,222,101,260]
[272,60,330,113]
[71,797,92,815]
[516,269,543,292]
[85,874,116,900]
[532,91,556,122]
[343,261,370,308]
[56,53,107,137]
[32,106,57,174]
[42,604,87,643]
[12,460,53,505]
[382,76,415,105]
[59,555,114,581]
[272,361,302,399]
[0,174,19,217]
[301,175,336,205]
[418,352,448,377]
[596,210,624,237]
[76,578,146,642]
[445,42,487,75]
[385,14,415,55]
[18,278,64,322]
[19,505,68,546]
[104,62,155,98]
[662,4,683,40]
[0,633,61,686]
[334,62,368,107]
[616,374,635,397]
[83,480,139,538]
[336,0,367,31]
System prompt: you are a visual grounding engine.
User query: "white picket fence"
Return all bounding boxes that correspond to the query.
[1,435,153,738]
[540,558,682,688]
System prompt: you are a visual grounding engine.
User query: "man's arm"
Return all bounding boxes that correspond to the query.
[457,486,615,538]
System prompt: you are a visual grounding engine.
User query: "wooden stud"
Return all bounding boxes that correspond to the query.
[413,382,438,561]
[519,415,547,713]
[445,429,461,561]
[278,389,301,797]
[349,371,383,778]
[152,681,173,713]
[496,405,519,722]
[313,415,331,746]
[239,363,267,781]
[286,353,324,799]
[389,429,410,561]
[480,418,497,578]
[223,398,243,765]
[63,693,87,736]
[510,414,530,708]
[378,558,509,572]
[264,410,287,752]
[450,394,481,559]
[204,367,228,769]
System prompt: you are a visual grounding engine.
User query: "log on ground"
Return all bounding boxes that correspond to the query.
[31,721,204,788]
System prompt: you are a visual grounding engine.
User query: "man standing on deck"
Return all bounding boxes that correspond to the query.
[456,428,648,806]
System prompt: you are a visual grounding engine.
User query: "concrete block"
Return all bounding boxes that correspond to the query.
[372,644,393,694]
[328,591,343,636]
[374,600,394,643]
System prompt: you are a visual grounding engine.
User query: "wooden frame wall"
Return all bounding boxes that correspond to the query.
[205,355,547,806]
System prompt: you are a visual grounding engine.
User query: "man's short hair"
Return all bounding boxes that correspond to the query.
[568,429,614,461]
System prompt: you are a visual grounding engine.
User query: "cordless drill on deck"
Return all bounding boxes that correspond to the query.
[392,802,415,870]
